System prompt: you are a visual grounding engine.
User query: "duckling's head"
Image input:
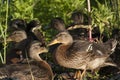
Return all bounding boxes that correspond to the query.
[6,30,27,43]
[48,32,73,46]
[71,11,84,25]
[50,17,66,32]
[26,20,41,32]
[8,19,27,32]
[29,41,48,61]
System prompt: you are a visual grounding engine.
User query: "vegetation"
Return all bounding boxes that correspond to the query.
[0,0,120,79]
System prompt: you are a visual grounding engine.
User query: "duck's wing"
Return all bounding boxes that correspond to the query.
[92,39,117,57]
[68,40,92,53]
[66,39,116,58]
[66,40,93,58]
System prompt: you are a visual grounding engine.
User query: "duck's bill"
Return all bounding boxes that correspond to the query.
[48,39,59,46]
[38,47,48,54]
[6,37,12,42]
[42,47,49,53]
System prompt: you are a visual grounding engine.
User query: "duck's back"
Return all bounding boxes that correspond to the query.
[0,61,53,80]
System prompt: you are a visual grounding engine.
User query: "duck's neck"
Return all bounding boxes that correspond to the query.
[57,26,67,32]
[38,61,53,79]
[55,42,72,64]
[31,54,53,80]
[30,53,42,61]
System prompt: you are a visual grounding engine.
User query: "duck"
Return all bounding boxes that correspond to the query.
[6,30,29,53]
[6,30,29,64]
[6,30,27,43]
[0,40,53,80]
[48,31,117,79]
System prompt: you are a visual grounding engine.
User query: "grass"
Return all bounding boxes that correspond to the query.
[0,0,9,64]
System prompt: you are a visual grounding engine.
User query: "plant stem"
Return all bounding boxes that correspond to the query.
[87,0,93,42]
[3,0,9,64]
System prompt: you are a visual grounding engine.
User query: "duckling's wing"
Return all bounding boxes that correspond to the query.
[32,27,46,46]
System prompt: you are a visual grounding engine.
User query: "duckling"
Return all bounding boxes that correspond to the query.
[50,17,67,32]
[26,20,40,33]
[26,20,46,46]
[50,17,88,41]
[71,11,85,25]
[68,11,89,40]
[68,11,105,42]
[48,31,117,79]
[0,41,53,80]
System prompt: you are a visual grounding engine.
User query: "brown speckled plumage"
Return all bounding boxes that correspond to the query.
[48,31,117,70]
[0,41,53,80]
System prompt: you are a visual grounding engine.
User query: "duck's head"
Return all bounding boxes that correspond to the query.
[48,32,73,46]
[50,17,66,32]
[6,30,27,43]
[29,41,48,61]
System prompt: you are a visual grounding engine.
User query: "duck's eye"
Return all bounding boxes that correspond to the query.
[12,32,17,35]
[40,44,45,47]
[64,35,68,37]
[33,46,40,50]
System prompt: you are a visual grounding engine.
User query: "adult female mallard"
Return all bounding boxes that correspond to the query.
[48,31,117,79]
[0,41,53,80]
